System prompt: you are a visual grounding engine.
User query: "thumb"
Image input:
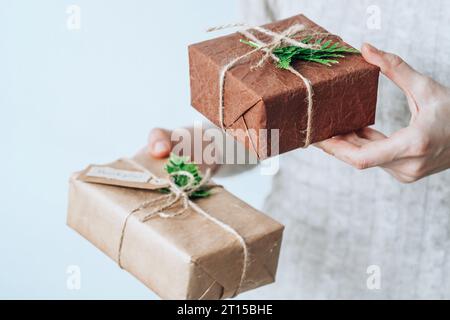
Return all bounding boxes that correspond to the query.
[361,43,423,95]
[148,128,172,158]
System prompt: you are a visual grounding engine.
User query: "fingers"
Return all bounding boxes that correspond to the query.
[148,128,172,158]
[316,136,423,183]
[361,43,424,98]
[316,126,435,183]
[382,167,418,184]
[315,137,356,158]
[338,127,388,147]
[356,127,387,141]
[316,129,408,170]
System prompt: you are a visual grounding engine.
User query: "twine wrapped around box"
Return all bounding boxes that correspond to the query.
[189,14,380,159]
[209,23,319,148]
[68,155,284,299]
[112,158,249,298]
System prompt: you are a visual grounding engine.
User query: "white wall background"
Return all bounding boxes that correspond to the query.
[0,0,274,299]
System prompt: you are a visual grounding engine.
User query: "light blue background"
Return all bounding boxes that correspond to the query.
[0,0,274,299]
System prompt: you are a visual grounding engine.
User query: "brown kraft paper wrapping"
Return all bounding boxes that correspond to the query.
[189,14,380,159]
[67,152,284,300]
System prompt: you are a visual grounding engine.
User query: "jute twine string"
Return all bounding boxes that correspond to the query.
[117,158,248,297]
[209,23,318,148]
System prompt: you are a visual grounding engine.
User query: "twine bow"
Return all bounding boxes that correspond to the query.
[116,158,249,298]
[209,23,318,148]
[136,168,212,222]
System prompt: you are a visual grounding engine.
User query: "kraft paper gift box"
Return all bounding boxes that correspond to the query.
[67,152,284,299]
[189,14,380,159]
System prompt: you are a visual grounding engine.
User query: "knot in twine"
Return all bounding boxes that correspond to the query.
[136,168,213,222]
[208,23,319,148]
[117,158,249,298]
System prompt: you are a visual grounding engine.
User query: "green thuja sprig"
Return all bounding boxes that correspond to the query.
[163,154,211,199]
[240,36,359,69]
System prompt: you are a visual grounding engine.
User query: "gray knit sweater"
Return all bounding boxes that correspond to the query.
[239,0,450,299]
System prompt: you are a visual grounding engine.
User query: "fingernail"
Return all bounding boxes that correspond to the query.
[153,141,169,154]
[363,43,380,54]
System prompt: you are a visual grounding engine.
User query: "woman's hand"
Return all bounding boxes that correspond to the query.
[316,43,450,183]
[147,128,173,159]
[147,125,258,176]
[147,126,223,173]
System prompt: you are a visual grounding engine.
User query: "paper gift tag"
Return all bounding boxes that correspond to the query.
[78,163,169,190]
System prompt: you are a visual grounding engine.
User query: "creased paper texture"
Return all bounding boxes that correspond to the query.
[67,152,284,299]
[189,14,380,159]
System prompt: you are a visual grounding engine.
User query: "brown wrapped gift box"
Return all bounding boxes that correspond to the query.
[67,152,284,299]
[189,14,380,159]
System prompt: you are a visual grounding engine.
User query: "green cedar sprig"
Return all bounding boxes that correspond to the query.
[163,154,211,199]
[240,36,359,69]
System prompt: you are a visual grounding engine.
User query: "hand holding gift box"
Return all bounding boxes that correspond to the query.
[189,14,380,159]
[67,152,284,299]
[66,13,400,300]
